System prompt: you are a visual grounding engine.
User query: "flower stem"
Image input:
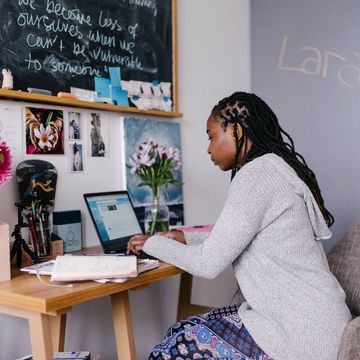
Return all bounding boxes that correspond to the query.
[149,185,160,235]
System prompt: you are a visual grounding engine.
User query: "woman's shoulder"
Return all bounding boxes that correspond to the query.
[235,153,286,179]
[234,153,315,198]
[240,153,300,179]
[230,153,300,196]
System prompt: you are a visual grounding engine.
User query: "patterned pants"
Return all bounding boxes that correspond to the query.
[149,304,273,359]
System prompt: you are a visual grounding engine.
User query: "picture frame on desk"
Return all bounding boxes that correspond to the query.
[0,223,11,281]
[53,211,82,253]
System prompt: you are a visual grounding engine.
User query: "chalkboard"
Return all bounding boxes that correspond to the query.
[0,0,176,103]
[251,0,360,250]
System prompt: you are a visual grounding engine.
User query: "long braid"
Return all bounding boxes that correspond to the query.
[211,92,334,227]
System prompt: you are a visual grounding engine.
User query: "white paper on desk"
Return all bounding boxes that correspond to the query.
[22,258,159,284]
[51,255,137,282]
[94,259,160,283]
[21,260,55,275]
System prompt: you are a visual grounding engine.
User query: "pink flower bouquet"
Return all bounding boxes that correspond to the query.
[0,140,12,186]
[127,140,181,194]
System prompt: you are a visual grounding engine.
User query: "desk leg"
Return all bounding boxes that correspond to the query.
[50,313,67,351]
[111,291,136,360]
[177,273,213,321]
[28,312,53,360]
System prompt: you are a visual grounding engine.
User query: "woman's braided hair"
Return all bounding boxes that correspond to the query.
[211,91,334,227]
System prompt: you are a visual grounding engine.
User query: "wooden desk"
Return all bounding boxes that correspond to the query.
[0,262,185,360]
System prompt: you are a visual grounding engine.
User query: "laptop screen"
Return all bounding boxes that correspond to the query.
[84,191,142,253]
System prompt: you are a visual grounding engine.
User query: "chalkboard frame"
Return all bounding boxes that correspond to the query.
[0,0,180,117]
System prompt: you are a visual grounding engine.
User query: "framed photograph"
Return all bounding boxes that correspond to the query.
[87,112,109,157]
[123,117,184,228]
[68,142,84,173]
[25,107,64,154]
[53,210,82,252]
[68,111,82,140]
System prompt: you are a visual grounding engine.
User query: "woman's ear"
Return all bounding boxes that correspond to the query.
[230,122,244,141]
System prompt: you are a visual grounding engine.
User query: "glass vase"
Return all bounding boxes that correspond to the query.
[144,189,169,235]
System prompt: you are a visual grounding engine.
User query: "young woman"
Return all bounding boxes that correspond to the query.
[127,92,351,360]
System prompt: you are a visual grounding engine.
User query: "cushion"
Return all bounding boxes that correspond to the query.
[337,316,360,360]
[327,222,360,316]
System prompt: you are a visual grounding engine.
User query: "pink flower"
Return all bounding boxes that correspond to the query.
[139,153,156,167]
[135,140,156,167]
[168,146,182,169]
[127,140,182,190]
[0,140,12,187]
[137,140,153,157]
[157,144,168,160]
[128,154,140,174]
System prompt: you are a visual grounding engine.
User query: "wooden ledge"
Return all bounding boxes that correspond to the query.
[0,89,182,118]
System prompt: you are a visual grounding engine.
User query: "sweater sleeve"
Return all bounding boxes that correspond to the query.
[143,160,289,279]
[184,232,210,246]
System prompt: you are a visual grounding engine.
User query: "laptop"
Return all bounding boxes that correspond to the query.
[83,190,154,259]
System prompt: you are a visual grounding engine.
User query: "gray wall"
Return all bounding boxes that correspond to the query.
[251,0,360,251]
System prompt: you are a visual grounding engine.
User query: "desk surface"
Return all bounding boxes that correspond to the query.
[0,261,183,314]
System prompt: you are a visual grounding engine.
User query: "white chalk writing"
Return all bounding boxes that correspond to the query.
[92,47,143,69]
[278,36,360,91]
[14,1,162,79]
[46,0,92,26]
[88,30,116,47]
[18,0,36,10]
[129,0,157,17]
[26,33,58,49]
[98,11,122,31]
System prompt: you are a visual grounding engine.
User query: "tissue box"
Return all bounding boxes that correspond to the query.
[0,223,10,281]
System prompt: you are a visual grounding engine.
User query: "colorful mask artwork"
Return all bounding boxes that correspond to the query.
[25,107,64,154]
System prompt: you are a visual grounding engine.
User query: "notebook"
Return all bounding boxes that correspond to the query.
[83,190,155,259]
[21,257,160,282]
[50,255,137,282]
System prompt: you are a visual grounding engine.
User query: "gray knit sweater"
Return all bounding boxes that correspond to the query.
[143,153,351,360]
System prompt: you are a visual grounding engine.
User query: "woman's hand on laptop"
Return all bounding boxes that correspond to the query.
[127,230,186,255]
[127,234,150,255]
[156,230,186,244]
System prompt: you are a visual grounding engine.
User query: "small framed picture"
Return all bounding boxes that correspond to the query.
[87,112,108,157]
[68,142,84,173]
[25,106,64,154]
[68,111,82,140]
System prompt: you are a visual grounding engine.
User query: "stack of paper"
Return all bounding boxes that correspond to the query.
[21,256,160,283]
[50,255,137,282]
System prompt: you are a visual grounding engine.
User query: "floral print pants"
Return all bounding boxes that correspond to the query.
[149,304,273,359]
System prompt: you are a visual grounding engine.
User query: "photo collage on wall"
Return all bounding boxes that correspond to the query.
[24,107,109,174]
[123,117,184,228]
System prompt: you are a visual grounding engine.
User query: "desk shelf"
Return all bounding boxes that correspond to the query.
[0,89,182,118]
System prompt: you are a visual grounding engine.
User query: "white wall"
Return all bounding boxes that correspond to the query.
[0,1,250,359]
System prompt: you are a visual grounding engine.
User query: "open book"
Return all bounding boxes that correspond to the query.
[50,255,137,282]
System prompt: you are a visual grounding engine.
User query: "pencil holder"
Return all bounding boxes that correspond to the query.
[10,160,57,267]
